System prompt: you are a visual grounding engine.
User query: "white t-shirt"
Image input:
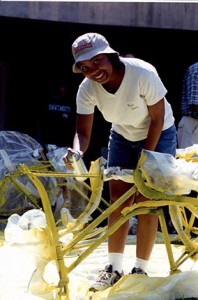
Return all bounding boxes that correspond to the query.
[76,57,175,141]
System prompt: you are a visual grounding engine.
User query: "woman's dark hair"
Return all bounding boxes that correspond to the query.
[107,53,121,70]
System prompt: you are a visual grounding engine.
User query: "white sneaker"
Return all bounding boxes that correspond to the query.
[89,264,123,292]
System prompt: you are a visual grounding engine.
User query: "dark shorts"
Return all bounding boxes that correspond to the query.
[107,125,177,169]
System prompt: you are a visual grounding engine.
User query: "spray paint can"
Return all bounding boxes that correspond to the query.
[65,149,88,181]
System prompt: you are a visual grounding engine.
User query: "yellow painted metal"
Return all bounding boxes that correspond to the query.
[18,163,70,299]
[1,150,198,299]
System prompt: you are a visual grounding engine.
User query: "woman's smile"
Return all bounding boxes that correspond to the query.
[91,70,108,83]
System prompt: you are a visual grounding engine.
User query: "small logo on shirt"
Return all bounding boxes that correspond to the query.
[48,104,70,113]
[127,103,139,110]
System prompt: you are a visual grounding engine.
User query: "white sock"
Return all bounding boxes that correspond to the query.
[134,257,149,272]
[108,253,123,273]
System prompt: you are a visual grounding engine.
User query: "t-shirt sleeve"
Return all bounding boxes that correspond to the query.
[76,83,95,114]
[140,69,167,106]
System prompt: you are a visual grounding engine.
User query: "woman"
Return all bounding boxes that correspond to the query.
[63,32,176,292]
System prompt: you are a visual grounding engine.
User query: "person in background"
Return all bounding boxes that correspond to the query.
[177,62,198,148]
[39,81,76,150]
[177,62,198,228]
[63,32,177,292]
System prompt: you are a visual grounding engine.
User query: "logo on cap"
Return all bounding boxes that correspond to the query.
[73,42,93,55]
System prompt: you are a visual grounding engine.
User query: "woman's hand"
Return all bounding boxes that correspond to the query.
[62,148,83,171]
[62,148,75,170]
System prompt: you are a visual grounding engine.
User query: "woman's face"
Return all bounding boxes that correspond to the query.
[77,54,114,84]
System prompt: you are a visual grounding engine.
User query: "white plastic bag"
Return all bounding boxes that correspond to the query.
[0,209,59,299]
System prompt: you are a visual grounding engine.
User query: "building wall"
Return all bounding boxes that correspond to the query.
[0,2,198,31]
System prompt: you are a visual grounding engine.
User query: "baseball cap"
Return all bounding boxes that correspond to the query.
[72,32,118,73]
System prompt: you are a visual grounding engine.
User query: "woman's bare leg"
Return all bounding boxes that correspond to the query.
[108,180,134,253]
[136,193,158,260]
